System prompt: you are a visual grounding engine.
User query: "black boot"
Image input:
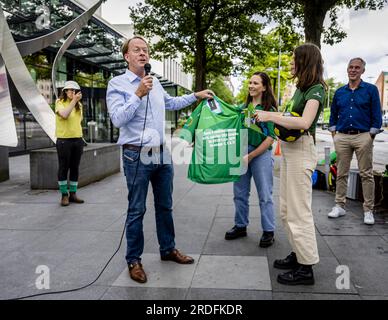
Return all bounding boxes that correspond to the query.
[225,226,247,240]
[277,264,315,285]
[273,252,298,269]
[259,231,275,248]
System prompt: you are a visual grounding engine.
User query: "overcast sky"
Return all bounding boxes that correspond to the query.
[101,0,388,88]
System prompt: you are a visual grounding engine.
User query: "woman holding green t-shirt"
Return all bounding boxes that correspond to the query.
[225,72,277,248]
[55,81,85,207]
[255,43,326,286]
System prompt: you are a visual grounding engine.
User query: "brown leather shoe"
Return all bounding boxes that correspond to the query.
[161,249,194,264]
[128,262,147,283]
[69,192,84,204]
[61,195,69,206]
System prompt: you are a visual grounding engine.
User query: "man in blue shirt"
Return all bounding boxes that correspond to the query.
[328,57,382,225]
[106,36,213,283]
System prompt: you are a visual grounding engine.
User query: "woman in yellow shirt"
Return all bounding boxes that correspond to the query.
[55,81,85,206]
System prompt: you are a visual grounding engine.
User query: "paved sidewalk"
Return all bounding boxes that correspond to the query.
[0,141,387,300]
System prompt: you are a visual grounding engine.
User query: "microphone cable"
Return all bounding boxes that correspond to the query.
[9,72,152,300]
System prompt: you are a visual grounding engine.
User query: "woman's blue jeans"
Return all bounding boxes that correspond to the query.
[233,146,275,232]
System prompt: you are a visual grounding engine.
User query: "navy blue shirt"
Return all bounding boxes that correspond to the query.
[329,80,382,134]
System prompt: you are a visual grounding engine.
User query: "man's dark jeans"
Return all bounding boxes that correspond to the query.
[122,147,175,264]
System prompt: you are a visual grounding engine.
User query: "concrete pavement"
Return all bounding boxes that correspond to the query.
[0,141,387,300]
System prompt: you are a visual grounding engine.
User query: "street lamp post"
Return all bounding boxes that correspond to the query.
[277,35,282,106]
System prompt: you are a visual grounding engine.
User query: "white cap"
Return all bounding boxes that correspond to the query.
[62,81,80,91]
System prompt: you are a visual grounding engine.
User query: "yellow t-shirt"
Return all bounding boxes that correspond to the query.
[55,99,83,138]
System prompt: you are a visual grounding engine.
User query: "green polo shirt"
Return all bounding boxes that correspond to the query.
[243,104,277,149]
[284,84,325,134]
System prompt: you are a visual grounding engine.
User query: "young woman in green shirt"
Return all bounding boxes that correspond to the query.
[255,43,326,285]
[55,81,85,206]
[225,72,277,248]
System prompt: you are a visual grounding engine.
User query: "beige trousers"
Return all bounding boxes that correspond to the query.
[280,135,319,265]
[333,132,374,212]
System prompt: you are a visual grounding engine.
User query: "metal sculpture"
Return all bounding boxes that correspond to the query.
[0,0,103,147]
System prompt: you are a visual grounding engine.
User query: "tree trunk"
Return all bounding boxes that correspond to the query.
[194,3,207,92]
[194,33,207,91]
[303,1,329,48]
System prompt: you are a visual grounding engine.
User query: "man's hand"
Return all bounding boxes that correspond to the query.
[135,75,153,98]
[370,133,376,140]
[194,89,214,100]
[331,131,336,138]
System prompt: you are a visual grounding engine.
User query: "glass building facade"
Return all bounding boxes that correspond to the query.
[1,0,193,155]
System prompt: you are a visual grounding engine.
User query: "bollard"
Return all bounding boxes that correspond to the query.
[87,121,97,143]
[324,146,330,190]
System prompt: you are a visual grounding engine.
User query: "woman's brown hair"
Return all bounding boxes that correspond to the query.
[245,72,278,111]
[58,89,82,110]
[293,43,327,91]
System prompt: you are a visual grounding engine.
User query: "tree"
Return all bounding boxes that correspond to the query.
[236,29,300,106]
[265,0,388,47]
[236,53,293,105]
[23,53,51,80]
[324,77,345,109]
[129,0,267,91]
[207,75,235,104]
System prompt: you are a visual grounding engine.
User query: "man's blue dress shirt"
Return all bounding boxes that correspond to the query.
[107,69,197,147]
[329,80,382,134]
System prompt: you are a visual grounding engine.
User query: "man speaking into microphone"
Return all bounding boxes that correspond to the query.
[106,36,213,284]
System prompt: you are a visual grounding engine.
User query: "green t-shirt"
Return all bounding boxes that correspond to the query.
[242,104,277,149]
[179,96,244,184]
[284,83,325,134]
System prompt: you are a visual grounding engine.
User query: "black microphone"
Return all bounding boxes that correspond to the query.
[144,63,151,76]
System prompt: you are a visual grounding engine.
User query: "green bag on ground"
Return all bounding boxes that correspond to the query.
[179,96,246,184]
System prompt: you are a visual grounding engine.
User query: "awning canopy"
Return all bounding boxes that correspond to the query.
[1,0,128,75]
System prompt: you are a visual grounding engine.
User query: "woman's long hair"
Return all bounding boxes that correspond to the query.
[293,43,327,91]
[245,72,277,111]
[58,89,82,111]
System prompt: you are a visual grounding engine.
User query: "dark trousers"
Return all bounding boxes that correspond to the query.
[56,138,84,182]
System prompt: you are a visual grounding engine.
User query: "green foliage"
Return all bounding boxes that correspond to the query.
[236,53,293,105]
[74,72,108,88]
[129,0,268,90]
[236,30,299,107]
[207,75,235,104]
[324,77,345,108]
[315,77,345,124]
[23,53,51,79]
[265,0,388,46]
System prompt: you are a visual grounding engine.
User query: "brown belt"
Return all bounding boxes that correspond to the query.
[122,144,164,153]
[122,144,142,151]
[339,130,366,135]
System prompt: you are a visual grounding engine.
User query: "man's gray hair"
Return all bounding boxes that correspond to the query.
[349,57,366,68]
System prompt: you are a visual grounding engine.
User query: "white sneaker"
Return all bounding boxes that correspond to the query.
[364,211,375,225]
[328,206,346,218]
